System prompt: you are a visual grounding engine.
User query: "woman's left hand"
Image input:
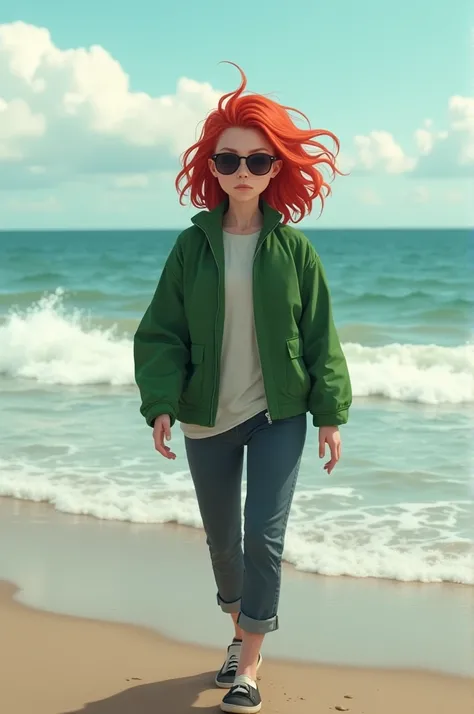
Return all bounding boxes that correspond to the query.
[319,426,341,475]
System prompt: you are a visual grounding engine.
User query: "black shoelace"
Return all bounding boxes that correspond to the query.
[222,651,239,676]
[230,682,251,697]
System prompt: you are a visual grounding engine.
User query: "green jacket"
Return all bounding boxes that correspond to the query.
[134,200,352,429]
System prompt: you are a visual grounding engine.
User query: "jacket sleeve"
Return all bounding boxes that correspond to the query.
[300,253,352,427]
[133,239,190,428]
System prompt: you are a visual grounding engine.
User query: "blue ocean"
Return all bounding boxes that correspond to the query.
[0,228,472,584]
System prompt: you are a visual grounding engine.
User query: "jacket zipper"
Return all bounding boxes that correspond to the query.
[202,228,221,426]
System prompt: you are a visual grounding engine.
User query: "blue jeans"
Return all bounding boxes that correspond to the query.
[184,410,307,634]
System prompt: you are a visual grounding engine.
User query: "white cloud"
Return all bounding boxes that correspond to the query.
[414,119,448,155]
[412,96,474,176]
[352,131,416,174]
[448,95,474,164]
[0,21,221,186]
[449,96,474,132]
[0,97,45,159]
[0,21,473,191]
[345,97,474,177]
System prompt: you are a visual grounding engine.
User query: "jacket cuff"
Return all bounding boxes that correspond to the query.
[312,408,349,427]
[143,403,176,428]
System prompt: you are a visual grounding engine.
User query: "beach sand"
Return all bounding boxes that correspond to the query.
[0,577,472,714]
[0,495,473,714]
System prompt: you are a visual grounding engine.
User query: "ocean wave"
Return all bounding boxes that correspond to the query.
[0,288,113,306]
[337,290,472,310]
[18,271,67,284]
[0,290,472,403]
[344,342,474,404]
[0,459,471,585]
[0,289,131,386]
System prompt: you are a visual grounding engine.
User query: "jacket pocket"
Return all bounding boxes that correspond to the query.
[286,337,310,398]
[181,343,205,405]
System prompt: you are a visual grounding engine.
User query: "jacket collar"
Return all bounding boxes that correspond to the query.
[191,199,282,262]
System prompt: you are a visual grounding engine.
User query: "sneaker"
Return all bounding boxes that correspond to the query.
[215,641,263,689]
[220,674,262,713]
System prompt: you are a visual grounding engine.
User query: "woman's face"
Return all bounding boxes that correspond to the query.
[208,126,282,204]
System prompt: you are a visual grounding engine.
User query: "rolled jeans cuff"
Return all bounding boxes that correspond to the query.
[238,611,279,634]
[217,593,241,613]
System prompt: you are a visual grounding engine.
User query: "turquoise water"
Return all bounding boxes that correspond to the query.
[0,228,472,583]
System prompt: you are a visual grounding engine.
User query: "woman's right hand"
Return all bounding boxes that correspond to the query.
[152,414,176,460]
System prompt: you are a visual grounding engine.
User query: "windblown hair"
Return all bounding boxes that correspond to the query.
[175,63,343,224]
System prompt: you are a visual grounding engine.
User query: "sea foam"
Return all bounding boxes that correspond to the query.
[1,290,472,404]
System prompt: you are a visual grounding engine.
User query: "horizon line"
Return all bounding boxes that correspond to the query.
[0,226,470,233]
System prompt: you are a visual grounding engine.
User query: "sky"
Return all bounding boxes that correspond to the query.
[0,0,472,229]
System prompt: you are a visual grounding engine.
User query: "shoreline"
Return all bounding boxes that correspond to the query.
[1,578,472,714]
[1,495,472,678]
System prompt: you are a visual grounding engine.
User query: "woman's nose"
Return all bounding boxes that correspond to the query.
[237,157,249,177]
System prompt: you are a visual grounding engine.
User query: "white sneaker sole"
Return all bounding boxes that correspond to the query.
[220,700,262,713]
[215,652,263,689]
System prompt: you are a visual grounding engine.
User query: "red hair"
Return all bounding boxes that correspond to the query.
[175,63,343,224]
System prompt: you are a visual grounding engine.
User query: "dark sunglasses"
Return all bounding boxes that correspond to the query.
[211,152,278,176]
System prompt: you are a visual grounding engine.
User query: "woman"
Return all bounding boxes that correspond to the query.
[134,63,352,713]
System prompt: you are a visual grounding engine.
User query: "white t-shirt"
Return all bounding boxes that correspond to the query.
[180,230,267,439]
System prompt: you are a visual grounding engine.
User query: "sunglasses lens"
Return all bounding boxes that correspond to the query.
[247,153,273,175]
[214,153,240,175]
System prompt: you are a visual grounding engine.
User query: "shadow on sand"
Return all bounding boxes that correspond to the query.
[63,670,223,713]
